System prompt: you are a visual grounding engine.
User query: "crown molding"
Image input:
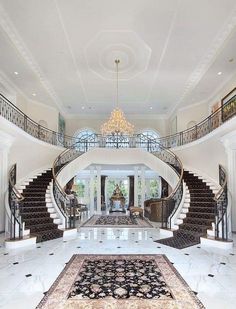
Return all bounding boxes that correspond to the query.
[0,3,66,114]
[177,99,207,112]
[29,98,59,112]
[168,5,236,118]
[0,70,61,113]
[0,70,24,98]
[65,112,168,120]
[206,71,236,106]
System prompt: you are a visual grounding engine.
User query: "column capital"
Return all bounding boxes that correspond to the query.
[89,165,95,172]
[140,165,146,172]
[96,165,101,172]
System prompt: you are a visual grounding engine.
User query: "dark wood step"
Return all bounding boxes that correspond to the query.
[21,212,51,219]
[186,212,215,220]
[24,217,53,226]
[27,223,58,233]
[179,223,210,234]
[183,217,213,226]
[190,206,215,213]
[33,229,63,242]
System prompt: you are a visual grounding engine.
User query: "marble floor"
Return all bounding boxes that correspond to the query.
[0,227,236,309]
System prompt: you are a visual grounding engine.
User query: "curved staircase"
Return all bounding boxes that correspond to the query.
[157,170,215,249]
[20,169,63,242]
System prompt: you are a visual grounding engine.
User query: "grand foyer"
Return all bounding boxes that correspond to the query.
[1,0,236,308]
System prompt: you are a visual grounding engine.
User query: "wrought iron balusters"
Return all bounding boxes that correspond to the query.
[8,164,24,240]
[214,165,228,241]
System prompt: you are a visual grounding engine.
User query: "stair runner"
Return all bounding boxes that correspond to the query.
[156,170,215,249]
[20,169,63,242]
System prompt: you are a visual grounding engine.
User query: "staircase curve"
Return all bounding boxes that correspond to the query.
[52,134,184,233]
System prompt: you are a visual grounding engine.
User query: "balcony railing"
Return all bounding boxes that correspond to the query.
[1,92,236,149]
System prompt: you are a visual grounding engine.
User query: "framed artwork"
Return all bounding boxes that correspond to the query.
[221,87,236,105]
[221,87,236,122]
[210,101,221,129]
[58,113,66,145]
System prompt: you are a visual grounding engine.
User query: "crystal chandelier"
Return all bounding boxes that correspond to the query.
[101,59,134,136]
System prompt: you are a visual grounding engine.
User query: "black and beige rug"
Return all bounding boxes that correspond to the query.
[37,254,204,309]
[82,215,153,228]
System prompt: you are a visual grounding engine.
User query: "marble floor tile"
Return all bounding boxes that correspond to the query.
[0,229,235,309]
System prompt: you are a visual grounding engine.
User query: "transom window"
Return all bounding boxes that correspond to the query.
[75,128,96,140]
[141,129,159,140]
[137,129,160,151]
[74,128,98,151]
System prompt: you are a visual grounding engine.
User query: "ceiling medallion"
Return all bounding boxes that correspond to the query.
[101,59,134,136]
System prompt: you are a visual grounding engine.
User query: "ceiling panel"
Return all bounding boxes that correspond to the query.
[0,0,236,115]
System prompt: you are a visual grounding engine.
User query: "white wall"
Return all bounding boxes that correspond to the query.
[176,103,209,132]
[0,117,63,182]
[65,117,168,137]
[172,116,236,183]
[15,94,59,131]
[16,94,28,114]
[167,73,236,135]
[174,138,227,183]
[0,117,64,232]
[207,73,236,112]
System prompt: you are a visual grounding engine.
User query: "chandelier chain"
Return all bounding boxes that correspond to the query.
[100,59,134,136]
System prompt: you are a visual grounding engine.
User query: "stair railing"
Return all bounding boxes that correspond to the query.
[1,91,236,149]
[214,165,228,241]
[52,134,183,230]
[146,139,184,229]
[52,139,88,229]
[6,164,24,240]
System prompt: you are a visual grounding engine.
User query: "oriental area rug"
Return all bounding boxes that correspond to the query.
[37,254,204,309]
[82,215,153,228]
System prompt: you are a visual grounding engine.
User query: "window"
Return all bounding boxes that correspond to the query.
[74,128,98,151]
[138,129,160,151]
[141,129,160,140]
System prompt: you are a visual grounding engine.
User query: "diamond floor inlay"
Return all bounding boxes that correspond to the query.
[0,228,236,309]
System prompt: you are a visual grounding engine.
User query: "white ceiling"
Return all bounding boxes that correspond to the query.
[0,0,236,117]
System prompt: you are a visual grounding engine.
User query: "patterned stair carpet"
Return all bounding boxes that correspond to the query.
[36,254,204,309]
[21,169,63,242]
[82,215,153,228]
[156,170,215,249]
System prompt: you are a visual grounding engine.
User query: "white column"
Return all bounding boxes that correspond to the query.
[105,177,108,206]
[140,166,146,209]
[84,179,89,205]
[0,131,14,232]
[146,179,150,199]
[134,166,139,207]
[89,166,95,216]
[96,165,101,214]
[221,130,236,234]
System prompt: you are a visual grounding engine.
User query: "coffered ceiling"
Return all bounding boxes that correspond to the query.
[0,0,236,117]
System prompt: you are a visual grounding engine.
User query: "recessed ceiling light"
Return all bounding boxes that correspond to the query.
[81,106,85,110]
[217,71,222,75]
[32,93,36,96]
[149,106,153,110]
[14,71,19,75]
